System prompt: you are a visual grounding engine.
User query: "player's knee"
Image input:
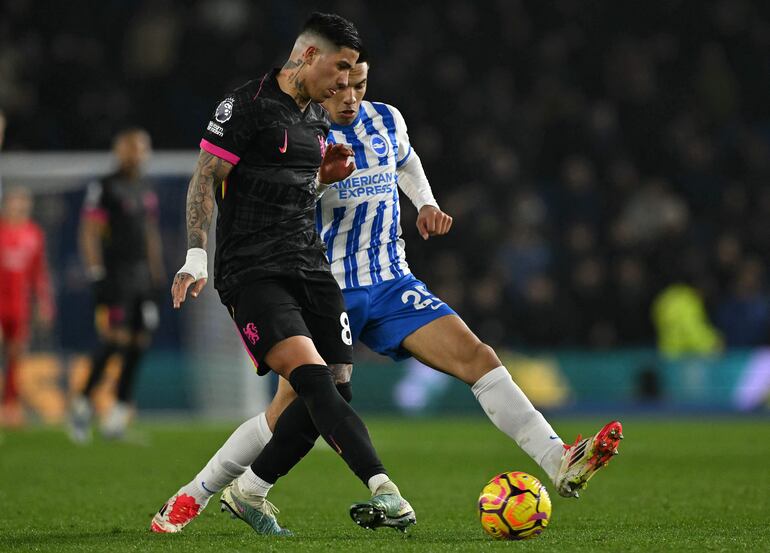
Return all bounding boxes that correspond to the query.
[460,342,501,384]
[288,364,354,435]
[288,364,336,404]
[474,342,501,369]
[265,337,326,377]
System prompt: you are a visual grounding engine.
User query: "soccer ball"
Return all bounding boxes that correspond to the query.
[478,471,551,540]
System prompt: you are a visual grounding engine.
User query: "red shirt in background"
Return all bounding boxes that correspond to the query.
[0,220,53,323]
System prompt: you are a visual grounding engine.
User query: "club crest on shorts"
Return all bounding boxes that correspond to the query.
[242,322,260,345]
[318,134,327,157]
[215,98,234,123]
[369,134,390,157]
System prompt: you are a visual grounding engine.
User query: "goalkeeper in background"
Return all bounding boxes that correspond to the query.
[69,128,165,442]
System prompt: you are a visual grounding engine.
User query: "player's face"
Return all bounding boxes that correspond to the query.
[305,46,359,102]
[1,191,32,222]
[323,62,368,126]
[114,131,152,175]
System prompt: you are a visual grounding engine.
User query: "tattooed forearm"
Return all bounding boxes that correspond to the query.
[186,150,231,249]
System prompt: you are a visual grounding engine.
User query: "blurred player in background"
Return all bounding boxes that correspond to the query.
[0,187,55,427]
[154,57,624,534]
[69,128,164,442]
[0,109,6,196]
[152,13,414,537]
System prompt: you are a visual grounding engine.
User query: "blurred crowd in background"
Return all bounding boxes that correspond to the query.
[2,0,770,352]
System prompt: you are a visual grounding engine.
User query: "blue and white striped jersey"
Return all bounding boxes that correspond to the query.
[316,101,414,289]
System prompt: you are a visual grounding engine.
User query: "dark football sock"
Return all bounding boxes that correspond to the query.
[116,344,146,402]
[82,342,121,396]
[288,364,385,485]
[250,381,353,483]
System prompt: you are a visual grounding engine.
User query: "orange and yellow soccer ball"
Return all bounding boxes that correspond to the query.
[478,471,552,540]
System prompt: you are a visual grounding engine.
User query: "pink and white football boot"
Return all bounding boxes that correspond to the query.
[150,491,208,533]
[555,420,624,498]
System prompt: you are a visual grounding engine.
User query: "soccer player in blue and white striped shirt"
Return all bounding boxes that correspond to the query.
[155,57,623,534]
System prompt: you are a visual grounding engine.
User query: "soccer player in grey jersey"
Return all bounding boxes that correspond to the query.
[151,13,414,536]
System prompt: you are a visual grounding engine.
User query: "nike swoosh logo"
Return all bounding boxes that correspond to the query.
[549,435,560,440]
[278,129,288,153]
[201,481,216,494]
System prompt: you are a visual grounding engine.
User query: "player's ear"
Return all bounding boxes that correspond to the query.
[303,46,319,65]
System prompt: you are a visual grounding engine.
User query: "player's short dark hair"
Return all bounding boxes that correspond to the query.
[356,47,369,66]
[112,126,151,147]
[301,12,362,52]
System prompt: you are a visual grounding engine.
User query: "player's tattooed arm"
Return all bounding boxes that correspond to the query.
[186,150,233,249]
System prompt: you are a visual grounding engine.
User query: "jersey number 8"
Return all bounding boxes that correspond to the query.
[340,312,353,345]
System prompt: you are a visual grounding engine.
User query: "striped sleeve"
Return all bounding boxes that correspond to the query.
[389,105,413,168]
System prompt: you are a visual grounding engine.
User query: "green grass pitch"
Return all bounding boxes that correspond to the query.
[1,417,768,552]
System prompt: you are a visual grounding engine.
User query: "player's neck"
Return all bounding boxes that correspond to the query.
[0,216,26,226]
[277,63,311,111]
[119,166,141,180]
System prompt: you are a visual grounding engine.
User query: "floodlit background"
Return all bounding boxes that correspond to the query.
[2,2,770,552]
[2,0,770,420]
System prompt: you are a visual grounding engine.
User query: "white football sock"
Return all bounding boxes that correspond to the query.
[181,412,272,503]
[472,366,565,482]
[236,467,273,498]
[367,473,392,495]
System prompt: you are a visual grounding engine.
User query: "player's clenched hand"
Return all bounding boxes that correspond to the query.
[416,205,453,240]
[319,143,355,184]
[172,248,208,309]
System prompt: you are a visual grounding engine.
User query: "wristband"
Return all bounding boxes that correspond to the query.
[177,248,208,281]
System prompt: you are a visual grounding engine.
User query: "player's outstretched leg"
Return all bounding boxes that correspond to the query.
[402,315,624,498]
[554,420,623,498]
